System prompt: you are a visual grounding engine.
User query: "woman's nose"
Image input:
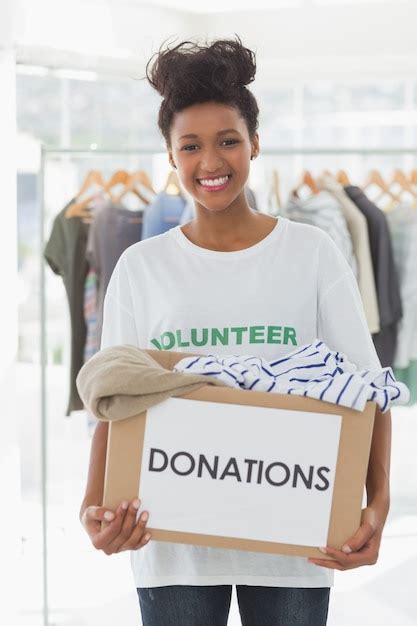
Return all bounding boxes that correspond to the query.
[200,151,224,173]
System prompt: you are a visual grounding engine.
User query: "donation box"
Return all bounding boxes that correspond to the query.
[103,350,376,560]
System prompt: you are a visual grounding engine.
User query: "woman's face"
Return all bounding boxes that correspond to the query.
[168,101,259,213]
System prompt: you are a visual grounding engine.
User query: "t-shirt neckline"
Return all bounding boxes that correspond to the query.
[170,216,286,259]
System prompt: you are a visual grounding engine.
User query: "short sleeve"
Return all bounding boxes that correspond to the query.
[44,213,66,277]
[142,196,163,239]
[100,253,139,349]
[317,232,381,370]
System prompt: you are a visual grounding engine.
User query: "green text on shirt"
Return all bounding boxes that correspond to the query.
[150,325,298,351]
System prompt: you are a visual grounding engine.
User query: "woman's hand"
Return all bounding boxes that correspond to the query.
[308,506,384,571]
[81,499,151,555]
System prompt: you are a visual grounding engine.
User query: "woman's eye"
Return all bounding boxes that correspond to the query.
[181,139,239,151]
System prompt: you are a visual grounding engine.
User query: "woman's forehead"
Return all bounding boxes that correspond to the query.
[171,103,247,139]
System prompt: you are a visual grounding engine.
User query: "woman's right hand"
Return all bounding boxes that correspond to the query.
[81,499,151,555]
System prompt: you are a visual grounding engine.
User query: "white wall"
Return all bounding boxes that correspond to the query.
[14,0,417,82]
[16,0,197,76]
[0,0,19,621]
[202,1,417,82]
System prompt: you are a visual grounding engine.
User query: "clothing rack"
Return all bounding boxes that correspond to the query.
[38,144,417,626]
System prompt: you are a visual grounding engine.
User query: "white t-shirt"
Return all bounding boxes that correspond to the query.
[101,216,380,589]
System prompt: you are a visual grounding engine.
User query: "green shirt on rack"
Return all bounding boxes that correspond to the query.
[44,200,89,415]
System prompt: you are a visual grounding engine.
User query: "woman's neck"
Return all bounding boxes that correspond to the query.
[181,197,277,253]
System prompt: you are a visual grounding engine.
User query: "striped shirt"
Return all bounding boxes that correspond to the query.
[174,339,409,413]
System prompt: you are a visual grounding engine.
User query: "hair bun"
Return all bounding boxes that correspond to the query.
[145,35,259,145]
[146,36,256,102]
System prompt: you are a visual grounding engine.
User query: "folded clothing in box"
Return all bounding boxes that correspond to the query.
[76,344,226,421]
[174,339,410,413]
[77,339,409,423]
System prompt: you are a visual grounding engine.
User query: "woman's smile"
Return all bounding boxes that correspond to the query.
[196,174,232,192]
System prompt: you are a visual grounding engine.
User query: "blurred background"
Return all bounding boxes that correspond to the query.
[1,1,417,624]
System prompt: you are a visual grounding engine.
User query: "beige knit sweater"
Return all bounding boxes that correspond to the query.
[76,345,225,422]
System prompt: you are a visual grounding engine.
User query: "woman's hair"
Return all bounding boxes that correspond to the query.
[146,35,259,146]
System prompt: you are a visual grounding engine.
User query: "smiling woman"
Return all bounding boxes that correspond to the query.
[144,37,278,251]
[80,34,392,626]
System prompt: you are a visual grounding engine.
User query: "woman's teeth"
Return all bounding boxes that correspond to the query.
[198,175,231,187]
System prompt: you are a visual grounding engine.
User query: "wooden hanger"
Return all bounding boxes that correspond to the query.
[294,170,320,196]
[114,185,148,206]
[102,169,130,202]
[409,169,417,188]
[65,197,95,220]
[106,169,130,188]
[117,188,149,206]
[65,170,106,219]
[410,170,417,208]
[130,170,155,194]
[317,169,335,185]
[115,170,155,205]
[336,170,351,186]
[388,169,417,200]
[76,170,106,199]
[362,169,401,202]
[363,169,386,190]
[164,170,182,196]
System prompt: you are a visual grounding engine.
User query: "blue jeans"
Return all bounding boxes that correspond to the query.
[137,585,330,626]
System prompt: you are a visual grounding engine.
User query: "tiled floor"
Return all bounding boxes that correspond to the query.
[18,365,417,625]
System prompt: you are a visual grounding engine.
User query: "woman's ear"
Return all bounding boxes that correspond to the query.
[167,149,176,169]
[251,132,260,160]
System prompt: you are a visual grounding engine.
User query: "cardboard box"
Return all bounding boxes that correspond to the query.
[103,350,376,559]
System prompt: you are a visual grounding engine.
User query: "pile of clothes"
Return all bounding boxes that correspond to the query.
[76,339,409,422]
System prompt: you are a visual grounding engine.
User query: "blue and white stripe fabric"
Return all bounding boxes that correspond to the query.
[174,339,410,413]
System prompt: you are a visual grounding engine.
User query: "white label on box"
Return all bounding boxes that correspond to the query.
[139,397,342,547]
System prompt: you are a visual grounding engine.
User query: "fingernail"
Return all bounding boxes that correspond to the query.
[144,533,151,542]
[104,511,115,521]
[133,499,140,510]
[121,501,129,510]
[140,511,149,522]
[318,547,327,554]
[342,545,352,554]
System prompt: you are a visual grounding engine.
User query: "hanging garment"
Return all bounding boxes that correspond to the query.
[100,215,380,591]
[179,200,195,225]
[44,200,89,414]
[142,191,186,239]
[386,203,417,403]
[246,186,258,210]
[175,339,408,413]
[81,194,111,361]
[76,345,225,422]
[284,190,357,276]
[395,362,417,405]
[345,186,403,368]
[317,175,379,334]
[83,268,99,362]
[86,201,143,345]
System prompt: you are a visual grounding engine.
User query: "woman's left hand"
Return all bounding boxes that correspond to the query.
[308,506,384,571]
